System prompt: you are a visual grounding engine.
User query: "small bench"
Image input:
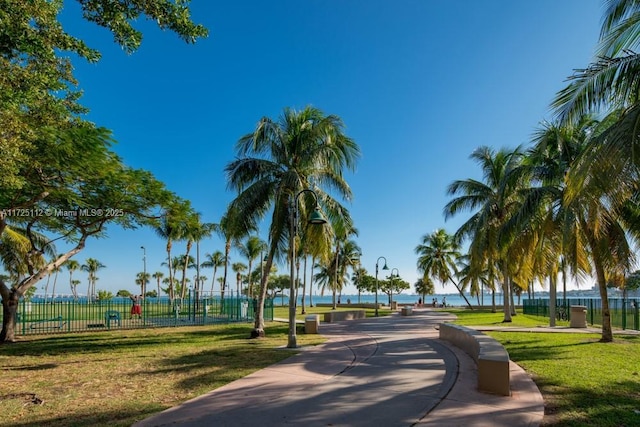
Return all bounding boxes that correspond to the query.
[323,310,366,323]
[104,310,121,327]
[439,323,510,396]
[29,316,66,330]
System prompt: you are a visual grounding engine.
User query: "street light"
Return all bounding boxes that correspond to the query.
[375,256,389,317]
[140,246,146,296]
[390,268,399,310]
[288,189,327,348]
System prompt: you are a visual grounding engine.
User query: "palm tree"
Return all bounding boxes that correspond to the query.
[443,146,527,320]
[155,201,193,303]
[414,277,434,306]
[49,257,62,302]
[213,205,253,302]
[511,119,595,325]
[202,251,225,296]
[225,106,360,340]
[70,279,81,298]
[66,260,80,300]
[236,236,267,299]
[179,213,214,300]
[152,271,164,301]
[136,272,151,295]
[415,229,473,309]
[81,258,105,302]
[232,262,247,296]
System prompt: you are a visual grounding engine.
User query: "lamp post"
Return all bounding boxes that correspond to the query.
[375,256,389,317]
[390,268,399,310]
[140,246,146,296]
[288,189,327,348]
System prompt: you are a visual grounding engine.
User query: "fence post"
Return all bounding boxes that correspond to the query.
[622,299,627,330]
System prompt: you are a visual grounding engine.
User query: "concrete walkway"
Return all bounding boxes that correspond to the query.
[134,309,544,427]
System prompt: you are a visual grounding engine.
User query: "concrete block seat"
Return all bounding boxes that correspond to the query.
[439,322,510,396]
[323,310,366,323]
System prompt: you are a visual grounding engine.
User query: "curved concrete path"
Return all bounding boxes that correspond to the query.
[134,309,544,426]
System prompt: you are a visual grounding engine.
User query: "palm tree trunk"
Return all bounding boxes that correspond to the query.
[593,251,613,342]
[301,257,307,314]
[309,256,315,307]
[501,263,512,322]
[491,289,496,313]
[448,277,473,309]
[549,275,557,327]
[252,245,277,338]
[166,241,174,303]
[222,240,230,300]
[51,269,59,302]
[180,241,192,300]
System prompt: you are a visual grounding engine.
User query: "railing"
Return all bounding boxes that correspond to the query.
[9,292,274,336]
[523,298,640,331]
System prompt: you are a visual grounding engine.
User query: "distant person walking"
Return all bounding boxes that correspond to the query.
[130,294,143,319]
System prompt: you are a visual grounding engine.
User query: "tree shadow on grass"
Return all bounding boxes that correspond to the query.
[540,379,640,426]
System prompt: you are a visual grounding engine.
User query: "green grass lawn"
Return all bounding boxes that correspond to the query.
[450,308,640,426]
[0,322,325,427]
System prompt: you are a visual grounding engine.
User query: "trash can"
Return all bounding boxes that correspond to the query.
[391,301,398,310]
[401,305,413,316]
[570,305,587,328]
[305,314,320,334]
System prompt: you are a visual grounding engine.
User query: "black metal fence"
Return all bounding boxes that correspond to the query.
[9,292,274,336]
[523,298,640,331]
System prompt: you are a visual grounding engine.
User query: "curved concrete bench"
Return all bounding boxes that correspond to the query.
[323,310,366,323]
[439,323,510,396]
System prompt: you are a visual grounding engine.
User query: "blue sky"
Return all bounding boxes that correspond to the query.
[41,0,604,296]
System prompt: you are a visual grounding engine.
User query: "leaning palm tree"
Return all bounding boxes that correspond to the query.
[225,106,360,343]
[415,229,473,309]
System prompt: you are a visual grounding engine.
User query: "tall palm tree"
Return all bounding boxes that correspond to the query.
[443,146,527,319]
[66,260,80,300]
[511,119,595,325]
[155,201,193,302]
[232,262,247,296]
[70,279,80,299]
[225,106,360,341]
[81,258,105,301]
[152,271,164,301]
[179,213,214,300]
[49,256,62,302]
[202,251,225,295]
[236,236,267,299]
[214,205,253,302]
[136,272,151,295]
[415,229,473,309]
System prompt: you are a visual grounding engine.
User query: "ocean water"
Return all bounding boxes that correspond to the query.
[289,292,507,307]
